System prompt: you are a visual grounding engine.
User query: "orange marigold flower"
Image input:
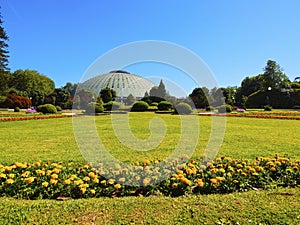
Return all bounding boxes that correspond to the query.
[51,174,58,179]
[24,177,35,184]
[216,176,225,182]
[50,179,58,185]
[197,182,204,187]
[114,184,121,189]
[210,178,218,185]
[270,167,276,172]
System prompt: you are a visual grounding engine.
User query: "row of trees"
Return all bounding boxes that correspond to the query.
[0,8,299,110]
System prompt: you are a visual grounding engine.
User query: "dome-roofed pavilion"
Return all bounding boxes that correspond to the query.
[81,70,155,100]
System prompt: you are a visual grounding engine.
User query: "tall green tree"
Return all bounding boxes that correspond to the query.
[262,60,290,90]
[100,87,116,103]
[9,69,55,106]
[188,87,209,108]
[0,9,9,73]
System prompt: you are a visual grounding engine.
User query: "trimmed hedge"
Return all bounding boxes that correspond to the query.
[36,104,57,114]
[85,102,104,114]
[131,101,149,112]
[174,103,193,115]
[157,101,173,111]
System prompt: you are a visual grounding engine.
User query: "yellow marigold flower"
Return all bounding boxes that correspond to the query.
[107,179,115,185]
[135,176,140,181]
[42,181,49,187]
[88,172,96,178]
[143,177,151,186]
[114,183,121,189]
[15,162,27,168]
[197,182,204,187]
[118,177,126,183]
[6,179,14,184]
[233,180,239,184]
[100,180,107,184]
[36,169,45,176]
[93,178,99,183]
[70,174,77,180]
[286,168,293,173]
[270,167,276,172]
[74,180,84,185]
[46,170,52,176]
[83,164,90,169]
[83,176,90,182]
[227,172,232,177]
[80,188,86,194]
[8,174,15,179]
[180,178,191,186]
[237,164,243,168]
[52,168,60,174]
[22,171,30,177]
[79,183,89,189]
[200,165,206,170]
[186,168,193,175]
[51,179,59,185]
[34,161,41,167]
[177,170,184,175]
[133,161,139,166]
[51,174,58,179]
[210,178,218,185]
[143,160,150,166]
[0,173,7,178]
[90,189,96,195]
[293,166,298,172]
[154,160,159,164]
[24,177,35,184]
[216,176,225,182]
[219,168,225,173]
[275,161,281,166]
[64,179,71,185]
[252,172,259,176]
[241,172,247,177]
[172,183,178,188]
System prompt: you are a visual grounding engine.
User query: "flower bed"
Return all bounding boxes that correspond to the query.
[0,155,299,199]
[0,114,73,122]
[199,111,300,120]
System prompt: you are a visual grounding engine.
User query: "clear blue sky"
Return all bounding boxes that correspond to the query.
[1,0,300,96]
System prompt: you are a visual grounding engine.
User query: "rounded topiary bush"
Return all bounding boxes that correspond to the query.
[131,101,149,112]
[150,102,158,106]
[85,102,104,114]
[14,107,20,112]
[264,105,272,111]
[174,103,193,115]
[55,106,62,112]
[103,101,123,111]
[157,101,173,111]
[36,104,57,114]
[206,106,214,112]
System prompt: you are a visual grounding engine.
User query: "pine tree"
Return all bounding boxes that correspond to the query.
[0,9,9,73]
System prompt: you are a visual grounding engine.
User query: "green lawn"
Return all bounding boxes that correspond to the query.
[1,112,300,224]
[0,112,299,164]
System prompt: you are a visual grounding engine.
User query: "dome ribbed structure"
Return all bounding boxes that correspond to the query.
[81,70,155,99]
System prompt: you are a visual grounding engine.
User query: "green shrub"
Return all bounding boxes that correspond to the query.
[131,101,149,112]
[55,106,62,112]
[218,104,233,113]
[150,102,158,106]
[293,105,300,109]
[85,102,104,114]
[206,106,214,111]
[14,107,20,112]
[103,101,123,111]
[264,105,272,111]
[174,103,193,115]
[36,104,57,114]
[157,101,173,111]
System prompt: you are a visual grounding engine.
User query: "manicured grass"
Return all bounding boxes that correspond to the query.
[0,187,299,224]
[0,113,300,164]
[1,112,300,224]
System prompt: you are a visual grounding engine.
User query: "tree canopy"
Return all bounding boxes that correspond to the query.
[0,10,9,73]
